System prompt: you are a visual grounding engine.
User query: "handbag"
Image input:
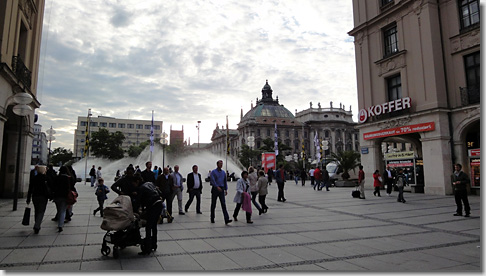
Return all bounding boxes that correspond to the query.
[22,205,31,226]
[66,190,78,205]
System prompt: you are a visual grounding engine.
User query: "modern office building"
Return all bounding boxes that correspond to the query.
[348,0,480,195]
[0,0,45,198]
[73,116,163,158]
[31,124,48,165]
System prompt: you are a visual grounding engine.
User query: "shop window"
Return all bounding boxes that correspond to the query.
[459,0,480,30]
[383,24,399,57]
[387,74,402,101]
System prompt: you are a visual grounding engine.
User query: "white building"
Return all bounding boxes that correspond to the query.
[74,116,163,158]
[31,124,48,165]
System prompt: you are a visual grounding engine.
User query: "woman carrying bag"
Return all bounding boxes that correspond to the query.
[26,166,52,234]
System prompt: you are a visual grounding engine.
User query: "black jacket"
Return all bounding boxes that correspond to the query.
[452,171,469,191]
[27,174,52,201]
[141,169,156,184]
[135,182,162,212]
[52,174,70,199]
[186,172,203,193]
[155,174,173,199]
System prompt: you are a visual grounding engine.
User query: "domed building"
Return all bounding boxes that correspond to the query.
[238,80,304,152]
[209,80,359,167]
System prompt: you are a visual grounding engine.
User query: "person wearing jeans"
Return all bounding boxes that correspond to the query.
[209,160,232,224]
[248,166,263,215]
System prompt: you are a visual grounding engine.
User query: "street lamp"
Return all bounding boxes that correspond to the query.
[46,126,55,164]
[196,121,201,148]
[247,136,255,166]
[11,92,33,211]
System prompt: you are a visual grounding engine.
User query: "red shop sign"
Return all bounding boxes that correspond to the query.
[363,122,435,140]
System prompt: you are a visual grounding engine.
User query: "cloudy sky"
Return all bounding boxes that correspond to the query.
[36,0,357,151]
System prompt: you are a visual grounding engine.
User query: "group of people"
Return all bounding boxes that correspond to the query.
[307,166,331,191]
[27,164,79,233]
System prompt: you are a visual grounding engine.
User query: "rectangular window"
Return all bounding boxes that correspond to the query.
[463,51,480,104]
[118,123,125,128]
[144,125,151,129]
[380,0,394,7]
[257,129,261,136]
[295,130,299,138]
[460,0,480,29]
[80,121,87,126]
[383,24,398,57]
[387,74,402,101]
[100,122,107,127]
[128,124,134,129]
[90,122,98,127]
[109,123,116,128]
[136,124,143,129]
[286,130,290,138]
[267,129,270,136]
[154,125,160,130]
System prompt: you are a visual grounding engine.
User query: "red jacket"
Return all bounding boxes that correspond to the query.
[314,168,322,181]
[373,173,382,187]
[358,170,365,184]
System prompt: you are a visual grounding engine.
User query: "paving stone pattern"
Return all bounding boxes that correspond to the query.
[0,180,480,271]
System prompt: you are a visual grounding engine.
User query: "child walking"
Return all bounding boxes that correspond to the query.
[93,178,109,217]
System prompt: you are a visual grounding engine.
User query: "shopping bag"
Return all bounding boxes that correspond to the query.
[22,205,31,226]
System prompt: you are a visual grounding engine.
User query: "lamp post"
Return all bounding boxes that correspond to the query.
[83,109,92,186]
[247,136,255,166]
[160,132,168,168]
[11,92,34,211]
[46,126,55,165]
[196,121,201,148]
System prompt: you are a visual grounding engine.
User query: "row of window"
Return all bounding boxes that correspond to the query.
[381,1,479,58]
[248,129,358,140]
[381,1,480,103]
[79,121,161,130]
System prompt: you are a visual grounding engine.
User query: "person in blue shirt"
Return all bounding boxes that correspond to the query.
[209,160,232,224]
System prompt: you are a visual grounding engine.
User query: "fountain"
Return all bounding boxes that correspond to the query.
[71,144,244,183]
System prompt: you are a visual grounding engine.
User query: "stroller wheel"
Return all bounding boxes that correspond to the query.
[113,246,120,259]
[101,245,111,256]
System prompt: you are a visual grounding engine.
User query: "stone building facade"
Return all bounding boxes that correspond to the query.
[348,0,480,195]
[0,0,45,198]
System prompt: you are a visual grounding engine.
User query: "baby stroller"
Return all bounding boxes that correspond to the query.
[100,195,147,258]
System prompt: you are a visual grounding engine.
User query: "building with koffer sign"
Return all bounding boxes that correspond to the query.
[348,0,480,195]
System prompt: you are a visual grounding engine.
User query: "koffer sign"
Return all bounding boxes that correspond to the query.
[358,97,411,123]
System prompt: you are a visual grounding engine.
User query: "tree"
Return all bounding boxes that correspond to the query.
[90,128,125,160]
[238,144,260,169]
[329,150,361,180]
[128,140,150,157]
[49,147,73,166]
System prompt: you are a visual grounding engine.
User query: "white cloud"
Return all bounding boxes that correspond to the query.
[37,0,357,150]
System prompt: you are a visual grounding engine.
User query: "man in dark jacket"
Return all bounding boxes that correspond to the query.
[89,165,96,187]
[111,165,138,209]
[155,167,174,221]
[132,175,163,255]
[185,165,203,214]
[141,161,156,184]
[452,164,471,217]
[321,167,330,191]
[275,164,286,202]
[383,166,394,196]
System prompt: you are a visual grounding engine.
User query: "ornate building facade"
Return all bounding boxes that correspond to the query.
[209,81,360,166]
[0,0,45,198]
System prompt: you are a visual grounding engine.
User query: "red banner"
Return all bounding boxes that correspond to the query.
[363,122,435,140]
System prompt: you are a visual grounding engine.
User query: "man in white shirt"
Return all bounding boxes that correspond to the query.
[171,165,185,215]
[309,167,316,187]
[185,165,203,214]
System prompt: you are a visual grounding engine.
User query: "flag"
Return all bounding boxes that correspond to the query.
[83,117,89,157]
[226,116,230,154]
[150,111,154,152]
[274,123,278,156]
[314,131,321,161]
[319,138,323,162]
[302,138,306,161]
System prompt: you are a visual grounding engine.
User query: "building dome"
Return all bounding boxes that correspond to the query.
[240,81,297,126]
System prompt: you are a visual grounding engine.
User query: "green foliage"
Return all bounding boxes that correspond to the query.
[329,150,361,180]
[128,140,150,157]
[90,128,125,160]
[49,147,73,166]
[239,144,260,169]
